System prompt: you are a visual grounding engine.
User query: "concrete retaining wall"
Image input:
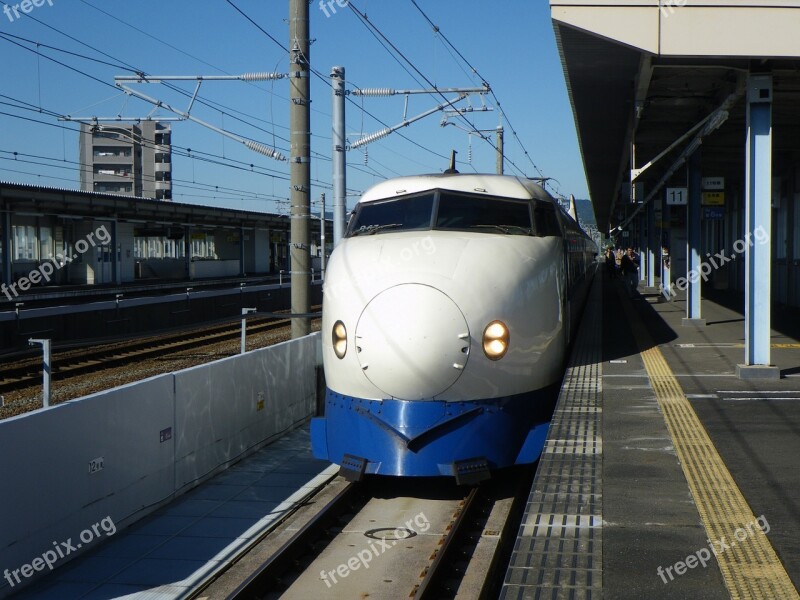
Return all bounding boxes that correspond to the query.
[0,332,320,597]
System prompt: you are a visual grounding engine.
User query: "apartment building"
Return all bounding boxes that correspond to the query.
[79,121,172,200]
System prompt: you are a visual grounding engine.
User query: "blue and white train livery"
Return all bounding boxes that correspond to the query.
[311,173,596,483]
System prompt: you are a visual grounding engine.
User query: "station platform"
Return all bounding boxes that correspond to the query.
[503,273,800,599]
[10,425,334,600]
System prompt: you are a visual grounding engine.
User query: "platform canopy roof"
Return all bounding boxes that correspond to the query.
[551,1,800,232]
[0,181,297,231]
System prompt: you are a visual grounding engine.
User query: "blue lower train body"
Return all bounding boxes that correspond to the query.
[310,385,558,480]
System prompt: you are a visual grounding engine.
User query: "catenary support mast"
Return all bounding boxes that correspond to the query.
[289,0,311,338]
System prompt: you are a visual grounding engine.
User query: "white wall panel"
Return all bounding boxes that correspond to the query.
[0,332,321,598]
[173,332,320,491]
[0,374,175,589]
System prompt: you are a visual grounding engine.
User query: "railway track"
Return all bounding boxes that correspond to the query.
[216,467,533,600]
[0,311,317,395]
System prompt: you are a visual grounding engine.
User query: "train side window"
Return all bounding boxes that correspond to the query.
[532,202,562,237]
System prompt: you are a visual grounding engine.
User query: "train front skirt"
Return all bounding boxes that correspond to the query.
[311,386,558,482]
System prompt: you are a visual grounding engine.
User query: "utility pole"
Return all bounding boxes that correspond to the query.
[331,66,347,246]
[289,0,311,338]
[320,192,326,279]
[496,126,504,175]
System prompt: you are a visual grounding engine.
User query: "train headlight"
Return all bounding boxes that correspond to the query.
[332,320,347,359]
[482,320,509,360]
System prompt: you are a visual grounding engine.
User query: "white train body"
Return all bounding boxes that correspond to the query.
[311,174,596,481]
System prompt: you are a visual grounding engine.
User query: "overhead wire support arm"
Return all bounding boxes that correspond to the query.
[350,93,471,149]
[618,86,745,232]
[351,84,489,97]
[115,82,286,161]
[114,73,287,83]
[58,116,184,122]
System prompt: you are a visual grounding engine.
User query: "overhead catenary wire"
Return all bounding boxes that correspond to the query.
[0,5,293,136]
[2,0,482,204]
[0,165,283,207]
[0,101,288,180]
[2,103,373,197]
[0,36,295,168]
[1,101,373,202]
[345,1,529,178]
[1,4,392,183]
[0,18,301,163]
[0,149,288,201]
[407,0,547,181]
[224,0,456,167]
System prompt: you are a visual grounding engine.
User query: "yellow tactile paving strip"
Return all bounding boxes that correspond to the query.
[629,297,799,599]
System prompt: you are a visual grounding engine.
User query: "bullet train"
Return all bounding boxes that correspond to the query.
[311,173,597,483]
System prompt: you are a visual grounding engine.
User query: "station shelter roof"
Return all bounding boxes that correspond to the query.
[550,1,800,232]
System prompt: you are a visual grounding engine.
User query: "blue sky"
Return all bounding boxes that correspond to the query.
[0,0,589,214]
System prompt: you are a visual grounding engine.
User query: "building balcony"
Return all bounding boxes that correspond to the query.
[93,173,133,182]
[92,148,133,161]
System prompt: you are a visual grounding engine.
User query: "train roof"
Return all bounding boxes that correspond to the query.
[358,174,555,204]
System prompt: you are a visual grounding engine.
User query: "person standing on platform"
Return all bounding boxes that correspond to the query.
[620,247,639,297]
[605,247,618,279]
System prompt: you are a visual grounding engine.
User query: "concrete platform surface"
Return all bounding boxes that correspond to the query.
[504,273,800,599]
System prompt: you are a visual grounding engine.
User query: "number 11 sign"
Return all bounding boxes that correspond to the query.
[666,187,688,206]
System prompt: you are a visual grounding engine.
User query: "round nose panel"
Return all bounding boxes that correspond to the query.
[356,284,470,400]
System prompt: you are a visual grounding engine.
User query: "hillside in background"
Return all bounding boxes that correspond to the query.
[575,199,596,228]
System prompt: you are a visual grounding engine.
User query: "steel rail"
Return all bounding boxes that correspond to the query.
[225,481,361,599]
[414,487,481,599]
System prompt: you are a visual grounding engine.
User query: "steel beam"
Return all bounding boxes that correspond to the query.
[2,209,11,287]
[646,198,655,288]
[683,150,705,326]
[639,215,646,282]
[738,75,779,379]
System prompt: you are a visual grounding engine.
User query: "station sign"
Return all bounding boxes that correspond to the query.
[703,207,724,220]
[666,187,688,206]
[702,191,725,206]
[702,177,725,191]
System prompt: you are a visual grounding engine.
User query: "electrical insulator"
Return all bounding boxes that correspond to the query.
[241,72,285,81]
[352,88,395,97]
[244,141,286,161]
[351,128,391,148]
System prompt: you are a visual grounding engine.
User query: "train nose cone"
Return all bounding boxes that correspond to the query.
[356,284,470,401]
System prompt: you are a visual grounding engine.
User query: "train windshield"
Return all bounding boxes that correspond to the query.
[348,193,435,236]
[435,192,532,235]
[347,189,547,237]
